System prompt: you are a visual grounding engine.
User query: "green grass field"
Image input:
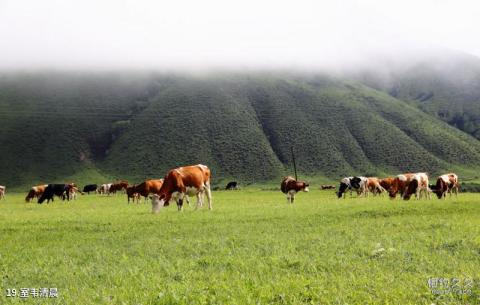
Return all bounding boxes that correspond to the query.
[1,190,479,305]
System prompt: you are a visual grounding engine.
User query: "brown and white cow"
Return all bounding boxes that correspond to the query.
[109,181,128,195]
[281,176,309,204]
[366,177,386,196]
[151,164,212,213]
[403,172,431,200]
[0,186,5,200]
[131,179,164,202]
[379,177,395,193]
[69,186,83,200]
[126,185,143,204]
[434,173,459,199]
[388,173,416,199]
[25,184,48,202]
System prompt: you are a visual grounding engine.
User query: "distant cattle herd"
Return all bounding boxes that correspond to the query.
[334,172,459,200]
[280,172,460,203]
[0,166,462,212]
[0,164,214,214]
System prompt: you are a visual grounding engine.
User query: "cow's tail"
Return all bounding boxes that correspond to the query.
[197,164,212,210]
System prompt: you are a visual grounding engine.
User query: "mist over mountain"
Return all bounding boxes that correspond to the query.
[1,50,480,188]
[348,50,480,139]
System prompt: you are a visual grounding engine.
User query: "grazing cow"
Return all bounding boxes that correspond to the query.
[434,173,459,199]
[126,185,142,204]
[38,184,74,204]
[388,173,416,199]
[98,183,112,195]
[225,181,238,190]
[132,179,164,202]
[25,184,48,202]
[109,181,128,195]
[337,176,367,198]
[366,177,386,196]
[320,185,336,190]
[403,173,431,200]
[0,186,5,200]
[151,164,212,213]
[280,176,309,204]
[82,184,98,194]
[69,186,83,200]
[379,177,395,193]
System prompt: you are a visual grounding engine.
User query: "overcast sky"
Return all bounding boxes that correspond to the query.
[1,0,479,70]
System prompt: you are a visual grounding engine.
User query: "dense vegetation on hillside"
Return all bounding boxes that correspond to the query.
[352,51,480,140]
[1,67,480,189]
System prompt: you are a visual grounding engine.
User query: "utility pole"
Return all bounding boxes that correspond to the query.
[291,146,298,181]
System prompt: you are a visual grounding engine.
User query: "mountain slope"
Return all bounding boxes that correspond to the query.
[1,71,480,189]
[351,50,480,139]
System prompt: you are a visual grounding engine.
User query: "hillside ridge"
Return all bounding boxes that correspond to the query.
[1,71,480,189]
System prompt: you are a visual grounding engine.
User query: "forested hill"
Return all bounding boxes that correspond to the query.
[350,51,480,140]
[1,69,480,189]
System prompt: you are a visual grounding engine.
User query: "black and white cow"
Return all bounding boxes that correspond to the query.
[225,181,238,190]
[336,176,368,198]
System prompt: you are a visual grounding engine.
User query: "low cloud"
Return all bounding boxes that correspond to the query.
[1,0,479,71]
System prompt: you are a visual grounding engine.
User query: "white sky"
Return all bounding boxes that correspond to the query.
[1,0,479,70]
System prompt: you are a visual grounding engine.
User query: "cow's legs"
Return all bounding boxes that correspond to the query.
[176,193,184,211]
[202,182,212,210]
[195,191,205,210]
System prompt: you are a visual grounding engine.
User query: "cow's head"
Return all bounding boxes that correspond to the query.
[434,178,446,199]
[150,194,166,214]
[388,178,399,199]
[300,182,309,192]
[337,182,350,198]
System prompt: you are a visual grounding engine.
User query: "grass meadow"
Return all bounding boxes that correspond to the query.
[0,190,479,305]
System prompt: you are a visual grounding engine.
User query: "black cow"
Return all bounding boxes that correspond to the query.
[225,181,238,190]
[82,184,98,194]
[38,184,71,204]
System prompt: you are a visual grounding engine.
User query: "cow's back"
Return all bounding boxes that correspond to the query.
[174,165,210,188]
[380,177,394,190]
[281,176,295,194]
[145,179,164,194]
